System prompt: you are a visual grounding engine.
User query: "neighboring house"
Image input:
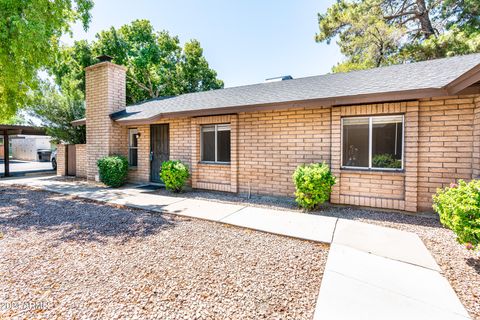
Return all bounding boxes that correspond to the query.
[60,54,480,213]
[10,135,52,161]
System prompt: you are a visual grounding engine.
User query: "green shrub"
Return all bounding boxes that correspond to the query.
[160,160,190,193]
[292,162,336,210]
[372,153,402,169]
[97,155,129,188]
[433,179,480,250]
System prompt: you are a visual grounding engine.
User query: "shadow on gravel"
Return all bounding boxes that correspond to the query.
[466,257,480,275]
[0,187,176,243]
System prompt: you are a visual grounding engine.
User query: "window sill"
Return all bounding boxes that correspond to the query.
[128,166,138,171]
[198,161,231,166]
[340,167,405,174]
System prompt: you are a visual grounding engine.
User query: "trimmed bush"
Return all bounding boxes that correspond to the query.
[292,162,336,211]
[433,179,480,250]
[160,160,190,193]
[97,155,129,188]
[372,153,401,169]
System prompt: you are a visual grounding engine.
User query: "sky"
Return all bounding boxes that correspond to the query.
[64,0,343,88]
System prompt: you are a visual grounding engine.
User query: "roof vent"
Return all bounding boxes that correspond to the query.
[265,75,293,83]
[96,55,113,63]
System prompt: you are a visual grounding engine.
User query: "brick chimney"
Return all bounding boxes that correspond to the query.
[85,57,127,181]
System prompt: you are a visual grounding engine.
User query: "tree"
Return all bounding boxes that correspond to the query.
[28,81,86,144]
[93,19,224,104]
[28,19,223,143]
[174,40,224,94]
[316,0,480,72]
[2,114,27,125]
[0,0,93,122]
[51,40,96,94]
[26,40,93,144]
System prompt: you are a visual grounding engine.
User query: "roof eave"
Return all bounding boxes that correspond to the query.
[112,87,448,125]
[444,63,480,95]
[71,118,86,126]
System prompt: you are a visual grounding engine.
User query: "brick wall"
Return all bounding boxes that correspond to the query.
[238,107,331,196]
[472,96,480,178]
[196,164,231,186]
[56,144,86,178]
[329,101,419,211]
[127,109,330,195]
[85,61,127,181]
[127,118,192,183]
[75,144,87,178]
[56,144,67,176]
[417,96,476,211]
[191,115,238,192]
[339,171,405,199]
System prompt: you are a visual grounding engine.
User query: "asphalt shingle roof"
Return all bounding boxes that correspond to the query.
[112,53,480,122]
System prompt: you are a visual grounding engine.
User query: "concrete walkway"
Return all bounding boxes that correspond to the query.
[0,175,471,320]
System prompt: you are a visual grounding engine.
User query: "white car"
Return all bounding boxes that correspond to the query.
[50,149,57,171]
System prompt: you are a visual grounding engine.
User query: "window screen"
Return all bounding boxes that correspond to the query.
[201,124,231,163]
[372,116,403,169]
[201,126,216,162]
[342,117,369,167]
[128,128,138,167]
[342,115,403,169]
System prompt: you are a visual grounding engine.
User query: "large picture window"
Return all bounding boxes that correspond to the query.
[128,128,139,167]
[201,124,231,163]
[342,115,403,170]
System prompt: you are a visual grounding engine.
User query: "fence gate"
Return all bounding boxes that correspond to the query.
[67,144,76,176]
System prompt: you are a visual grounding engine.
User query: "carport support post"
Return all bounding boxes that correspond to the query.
[3,130,9,177]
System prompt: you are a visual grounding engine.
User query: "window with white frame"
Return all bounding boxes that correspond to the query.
[201,124,231,163]
[128,128,139,167]
[342,115,404,170]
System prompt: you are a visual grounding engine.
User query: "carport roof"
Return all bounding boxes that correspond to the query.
[0,125,47,136]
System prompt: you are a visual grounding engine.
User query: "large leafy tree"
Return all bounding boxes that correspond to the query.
[29,82,86,144]
[0,0,93,122]
[52,40,96,94]
[93,19,224,104]
[27,40,94,144]
[29,19,223,143]
[316,0,480,72]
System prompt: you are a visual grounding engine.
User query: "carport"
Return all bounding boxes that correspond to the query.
[1,125,47,177]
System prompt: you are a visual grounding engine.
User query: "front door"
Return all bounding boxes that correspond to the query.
[150,124,169,183]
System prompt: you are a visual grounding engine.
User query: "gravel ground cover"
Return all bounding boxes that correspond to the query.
[0,186,328,319]
[156,188,480,319]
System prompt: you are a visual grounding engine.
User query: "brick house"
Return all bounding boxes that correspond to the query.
[59,53,480,213]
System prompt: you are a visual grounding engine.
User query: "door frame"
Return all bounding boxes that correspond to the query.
[150,124,170,183]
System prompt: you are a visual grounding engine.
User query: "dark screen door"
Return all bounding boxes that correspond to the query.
[150,124,170,183]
